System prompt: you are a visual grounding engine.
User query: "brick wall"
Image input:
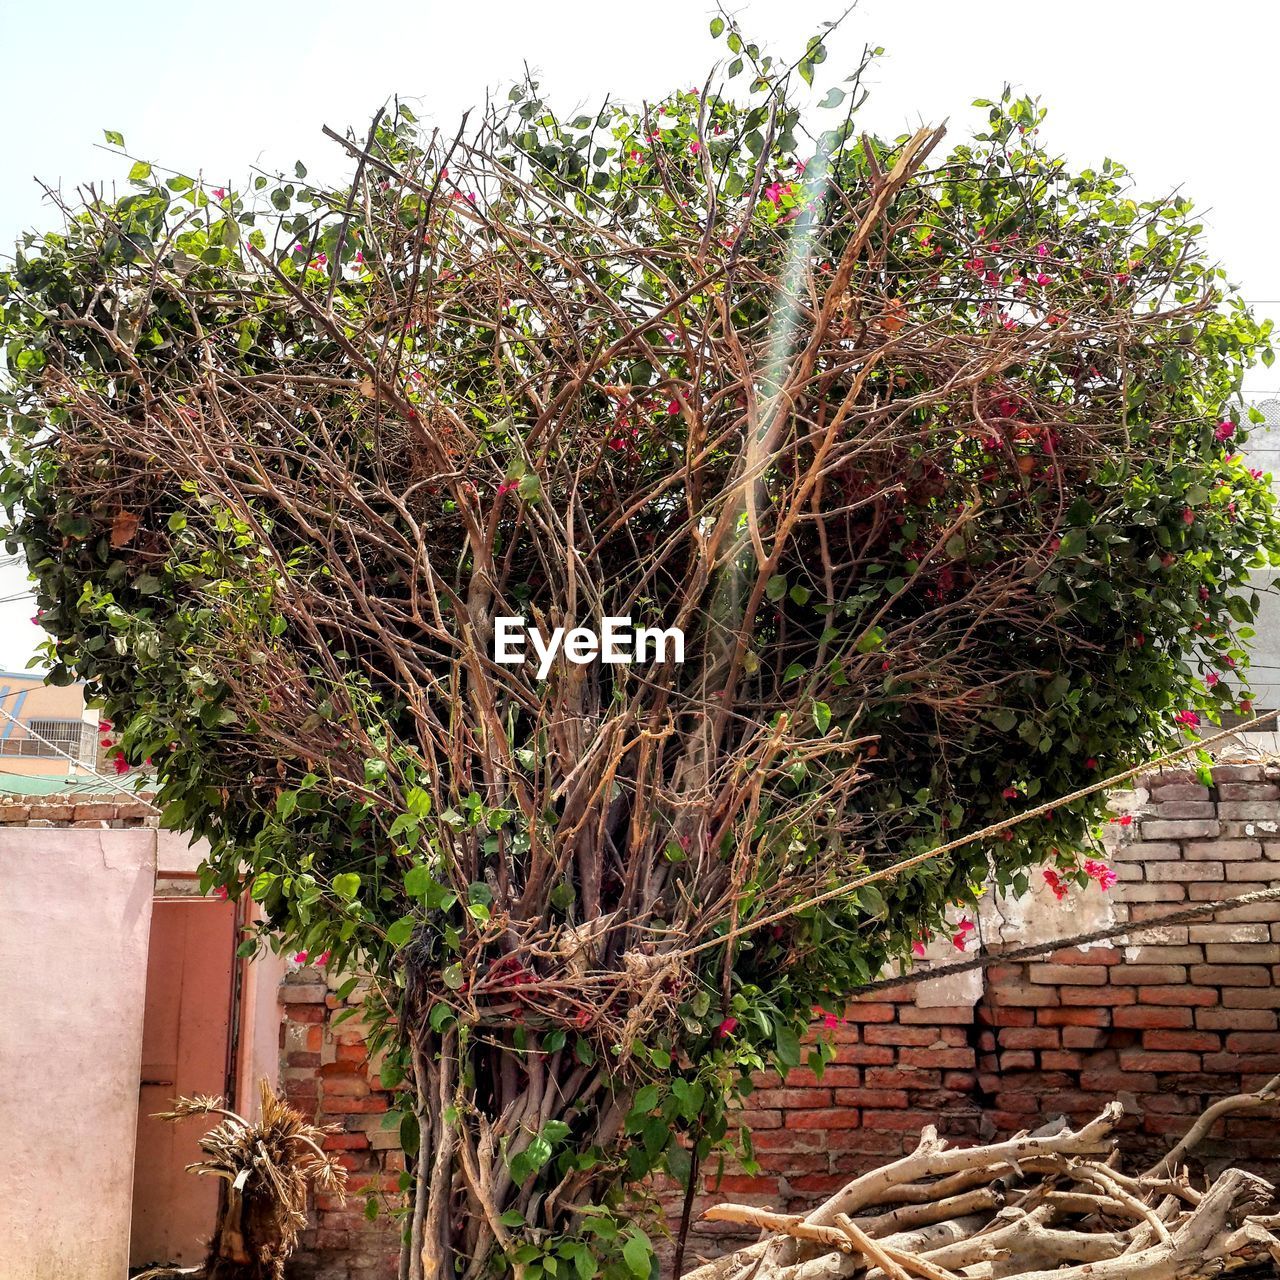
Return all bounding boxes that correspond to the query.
[287,762,1280,1275]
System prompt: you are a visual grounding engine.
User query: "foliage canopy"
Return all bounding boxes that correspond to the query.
[1,20,1276,1276]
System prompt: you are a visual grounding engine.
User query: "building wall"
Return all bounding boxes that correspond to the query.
[285,762,1280,1276]
[0,823,156,1280]
[0,674,94,778]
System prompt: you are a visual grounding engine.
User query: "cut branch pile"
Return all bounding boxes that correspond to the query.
[685,1078,1280,1280]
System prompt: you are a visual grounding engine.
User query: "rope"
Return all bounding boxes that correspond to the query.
[676,705,1280,963]
[854,883,1280,996]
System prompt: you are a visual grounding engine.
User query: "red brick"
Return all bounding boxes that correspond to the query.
[1037,1007,1110,1026]
[1047,947,1123,966]
[863,1024,953,1046]
[998,1027,1060,1050]
[898,1005,975,1025]
[1041,1050,1085,1071]
[999,1051,1036,1070]
[862,1109,932,1131]
[1062,1026,1109,1049]
[789,1109,860,1129]
[1081,1068,1158,1093]
[977,1006,1035,1027]
[990,983,1060,1007]
[1061,985,1135,1006]
[1225,1031,1280,1052]
[749,1130,827,1152]
[842,1002,897,1022]
[833,1088,908,1108]
[899,1047,973,1069]
[1191,964,1272,986]
[1196,1007,1276,1030]
[1142,1029,1219,1052]
[1114,1005,1193,1028]
[752,1088,832,1108]
[1118,1049,1202,1072]
[1111,965,1187,985]
[1138,986,1217,1007]
[1225,988,1280,1008]
[1028,963,1109,985]
[826,1130,904,1155]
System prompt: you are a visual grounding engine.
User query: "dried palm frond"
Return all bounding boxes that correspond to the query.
[138,1078,346,1280]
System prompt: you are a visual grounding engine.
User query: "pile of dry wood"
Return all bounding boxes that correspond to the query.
[685,1077,1280,1280]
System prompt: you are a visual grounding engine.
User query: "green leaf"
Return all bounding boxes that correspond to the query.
[709,16,725,36]
[332,872,361,900]
[128,160,152,184]
[819,88,846,109]
[387,916,415,948]
[775,1025,802,1069]
[404,865,432,898]
[104,130,125,147]
[518,472,542,503]
[621,1231,652,1278]
[765,574,788,601]
[812,701,832,733]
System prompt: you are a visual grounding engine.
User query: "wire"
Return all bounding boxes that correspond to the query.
[0,702,158,811]
[676,704,1280,963]
[858,884,1280,996]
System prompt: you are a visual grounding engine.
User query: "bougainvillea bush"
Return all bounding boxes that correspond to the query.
[1,16,1277,1277]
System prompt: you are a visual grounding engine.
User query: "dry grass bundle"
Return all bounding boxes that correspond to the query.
[138,1078,346,1280]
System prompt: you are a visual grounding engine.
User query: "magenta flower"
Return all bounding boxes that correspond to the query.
[353,250,364,265]
[294,951,308,964]
[716,1017,738,1039]
[1036,272,1050,286]
[1043,868,1069,901]
[1206,671,1219,686]
[1174,709,1200,727]
[1084,860,1118,891]
[1215,420,1235,442]
[1002,785,1019,799]
[689,140,701,156]
[1036,242,1048,257]
[822,1013,839,1030]
[316,950,330,966]
[112,754,130,775]
[912,940,927,958]
[951,917,976,951]
[1182,507,1195,525]
[214,886,229,902]
[763,181,792,207]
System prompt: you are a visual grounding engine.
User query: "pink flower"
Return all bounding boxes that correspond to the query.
[1084,758,1098,770]
[689,140,701,156]
[951,917,976,951]
[1043,869,1069,901]
[1036,272,1050,286]
[112,754,130,775]
[214,886,229,902]
[353,250,364,265]
[1206,672,1219,686]
[1036,243,1048,257]
[1215,420,1235,442]
[294,951,308,964]
[496,479,518,496]
[965,256,985,273]
[1002,786,1019,799]
[212,187,226,200]
[822,1013,839,1030]
[1182,507,1195,525]
[1174,710,1201,727]
[763,181,792,207]
[912,940,927,958]
[316,950,330,966]
[716,1017,738,1039]
[310,253,327,268]
[667,399,681,415]
[1250,467,1265,480]
[1084,860,1118,891]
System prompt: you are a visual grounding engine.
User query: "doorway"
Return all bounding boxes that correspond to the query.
[128,896,238,1269]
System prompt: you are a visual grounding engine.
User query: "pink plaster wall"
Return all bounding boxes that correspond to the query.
[0,828,156,1280]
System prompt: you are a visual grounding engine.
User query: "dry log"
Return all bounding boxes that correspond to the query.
[684,1096,1280,1280]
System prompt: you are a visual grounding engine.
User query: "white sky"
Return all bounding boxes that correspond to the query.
[1,0,1278,669]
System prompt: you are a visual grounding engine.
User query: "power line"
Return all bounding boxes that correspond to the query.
[0,702,158,811]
